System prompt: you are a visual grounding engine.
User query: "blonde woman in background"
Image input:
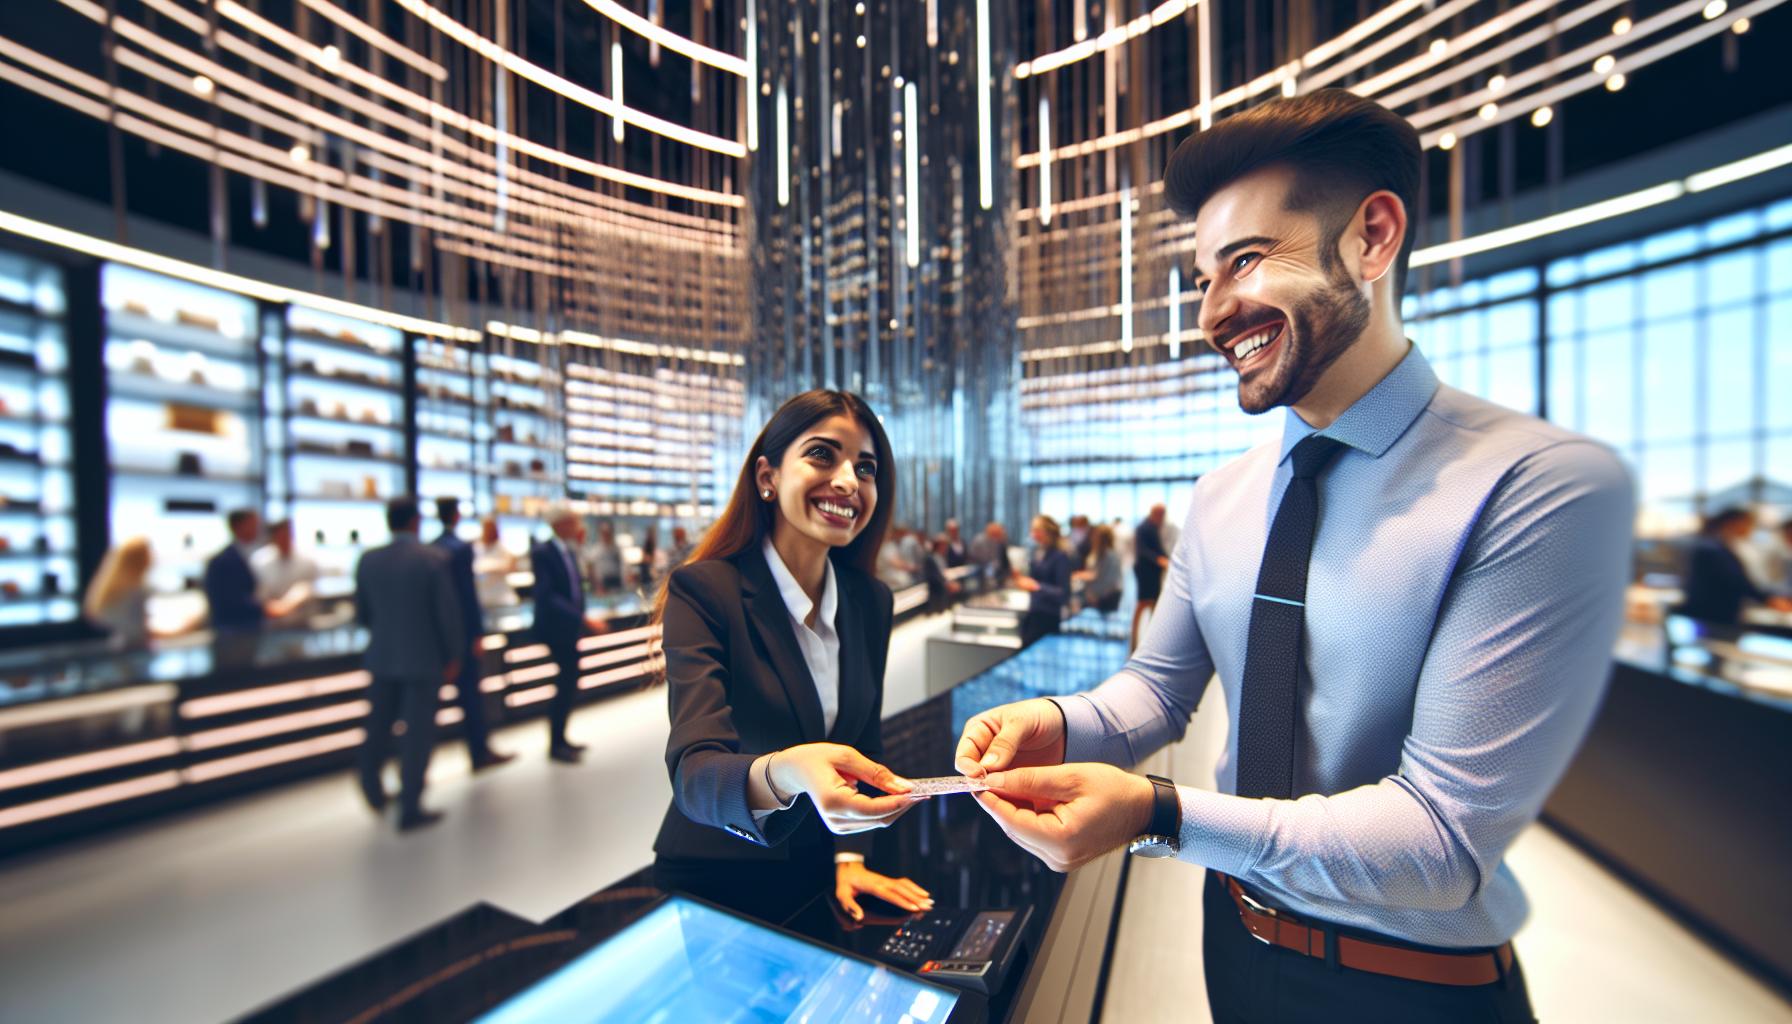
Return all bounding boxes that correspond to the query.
[472,515,518,608]
[84,536,156,649]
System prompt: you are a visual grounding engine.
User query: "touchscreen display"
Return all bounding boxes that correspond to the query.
[471,897,960,1024]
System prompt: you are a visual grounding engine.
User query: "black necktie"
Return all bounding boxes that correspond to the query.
[1235,434,1345,800]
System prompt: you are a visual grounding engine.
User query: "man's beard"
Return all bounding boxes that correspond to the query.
[1236,270,1372,415]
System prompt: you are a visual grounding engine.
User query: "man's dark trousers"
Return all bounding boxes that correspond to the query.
[1202,873,1537,1024]
[358,674,439,816]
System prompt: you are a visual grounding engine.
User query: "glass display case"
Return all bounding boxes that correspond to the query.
[0,250,76,627]
[485,349,562,529]
[413,335,481,532]
[102,264,262,631]
[276,306,405,594]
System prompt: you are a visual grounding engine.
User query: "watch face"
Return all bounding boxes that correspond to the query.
[1128,836,1178,859]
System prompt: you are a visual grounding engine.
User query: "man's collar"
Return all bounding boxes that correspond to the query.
[391,532,418,545]
[1278,343,1438,464]
[761,535,837,629]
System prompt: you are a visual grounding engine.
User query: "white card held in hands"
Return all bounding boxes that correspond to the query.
[904,776,992,797]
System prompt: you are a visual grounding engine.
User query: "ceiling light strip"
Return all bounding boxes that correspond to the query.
[1408,140,1792,267]
[0,209,481,340]
[1298,0,1426,67]
[1370,0,1626,108]
[1407,0,1711,130]
[1301,0,1478,92]
[390,0,745,157]
[1417,0,1781,148]
[580,0,746,76]
[1350,0,1588,101]
[88,10,742,215]
[294,0,447,81]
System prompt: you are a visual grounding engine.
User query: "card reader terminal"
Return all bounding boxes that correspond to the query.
[875,906,1032,994]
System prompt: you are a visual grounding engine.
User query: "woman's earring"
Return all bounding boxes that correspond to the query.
[762,489,773,500]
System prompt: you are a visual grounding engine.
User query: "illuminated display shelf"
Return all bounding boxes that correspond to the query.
[0,249,76,627]
[102,264,262,617]
[563,362,733,514]
[271,307,405,588]
[485,350,563,523]
[414,337,481,527]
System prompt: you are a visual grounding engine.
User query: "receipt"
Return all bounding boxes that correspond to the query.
[903,776,992,797]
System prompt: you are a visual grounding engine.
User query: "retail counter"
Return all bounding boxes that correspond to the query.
[234,610,1136,1024]
[1544,617,1792,994]
[0,593,659,854]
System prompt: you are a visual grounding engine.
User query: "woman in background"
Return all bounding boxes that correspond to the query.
[653,390,932,926]
[1074,523,1123,615]
[472,516,518,608]
[1013,514,1071,647]
[84,536,155,649]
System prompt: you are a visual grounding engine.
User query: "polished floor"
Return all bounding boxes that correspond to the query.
[0,612,1786,1024]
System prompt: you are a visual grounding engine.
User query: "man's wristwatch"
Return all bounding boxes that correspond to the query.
[1127,775,1181,859]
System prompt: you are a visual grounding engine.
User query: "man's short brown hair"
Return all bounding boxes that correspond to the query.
[1163,89,1421,294]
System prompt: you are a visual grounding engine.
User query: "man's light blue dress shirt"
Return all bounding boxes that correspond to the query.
[1053,345,1634,949]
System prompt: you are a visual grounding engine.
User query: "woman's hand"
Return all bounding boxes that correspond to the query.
[836,861,933,921]
[1013,575,1041,592]
[749,743,917,834]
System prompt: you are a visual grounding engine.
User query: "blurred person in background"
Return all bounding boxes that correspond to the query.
[898,524,927,582]
[1014,515,1072,647]
[1074,523,1124,615]
[1774,519,1792,595]
[1069,515,1093,570]
[532,502,611,763]
[637,526,659,587]
[969,521,1012,587]
[876,525,918,589]
[669,525,696,571]
[942,519,967,568]
[1674,507,1792,626]
[472,515,518,608]
[587,520,625,594]
[1132,503,1171,649]
[435,498,513,772]
[85,536,156,649]
[355,498,464,831]
[252,518,319,630]
[205,508,266,634]
[922,533,961,614]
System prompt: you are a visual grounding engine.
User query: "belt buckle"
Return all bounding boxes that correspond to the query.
[1233,884,1284,945]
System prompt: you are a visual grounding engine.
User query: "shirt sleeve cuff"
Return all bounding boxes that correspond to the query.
[1174,785,1273,879]
[834,852,866,864]
[1048,693,1107,764]
[749,786,802,824]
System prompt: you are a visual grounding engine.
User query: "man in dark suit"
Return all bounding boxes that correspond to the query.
[355,498,464,830]
[531,502,608,763]
[1131,503,1170,650]
[434,497,514,772]
[205,508,266,634]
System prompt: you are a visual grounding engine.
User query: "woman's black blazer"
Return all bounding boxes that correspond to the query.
[654,542,893,862]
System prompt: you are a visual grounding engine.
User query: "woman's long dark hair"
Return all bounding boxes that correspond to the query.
[652,390,895,621]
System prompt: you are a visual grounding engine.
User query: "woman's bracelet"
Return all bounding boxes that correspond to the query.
[763,750,792,807]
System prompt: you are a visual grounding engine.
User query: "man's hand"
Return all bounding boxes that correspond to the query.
[584,614,611,634]
[755,743,919,835]
[971,764,1156,872]
[954,698,1067,778]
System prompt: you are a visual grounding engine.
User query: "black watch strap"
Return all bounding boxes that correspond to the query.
[1145,774,1180,840]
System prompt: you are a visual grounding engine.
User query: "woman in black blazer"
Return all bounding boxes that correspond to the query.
[652,390,934,925]
[1014,514,1072,647]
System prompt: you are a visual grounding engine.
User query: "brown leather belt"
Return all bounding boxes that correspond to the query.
[1216,873,1513,987]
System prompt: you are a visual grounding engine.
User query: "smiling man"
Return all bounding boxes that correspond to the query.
[954,90,1634,1022]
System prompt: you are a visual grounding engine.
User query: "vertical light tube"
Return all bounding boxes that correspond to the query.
[976,0,992,210]
[1198,0,1213,130]
[495,67,510,229]
[1038,97,1052,226]
[927,0,939,47]
[905,82,920,268]
[611,42,625,141]
[776,80,789,206]
[1120,188,1133,353]
[832,102,843,157]
[746,0,758,151]
[1168,265,1181,359]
